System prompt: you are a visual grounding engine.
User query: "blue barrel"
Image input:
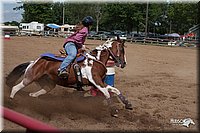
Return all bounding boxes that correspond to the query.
[104,60,115,87]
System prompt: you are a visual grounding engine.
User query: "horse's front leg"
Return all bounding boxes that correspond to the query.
[87,74,119,117]
[106,85,133,110]
[118,93,133,110]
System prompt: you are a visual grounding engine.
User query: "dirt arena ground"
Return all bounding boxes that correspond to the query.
[2,36,198,132]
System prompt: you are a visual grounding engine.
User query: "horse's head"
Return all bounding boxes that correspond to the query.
[107,36,127,68]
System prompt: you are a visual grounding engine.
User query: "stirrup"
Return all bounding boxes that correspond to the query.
[58,70,69,79]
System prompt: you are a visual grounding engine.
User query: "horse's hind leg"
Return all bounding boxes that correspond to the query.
[29,75,56,98]
[10,78,32,99]
[29,89,47,97]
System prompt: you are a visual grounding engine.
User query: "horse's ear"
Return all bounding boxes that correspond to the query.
[121,39,127,47]
[123,41,127,48]
[116,35,120,41]
[122,39,125,44]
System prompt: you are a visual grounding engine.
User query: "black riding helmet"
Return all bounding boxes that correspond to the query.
[82,16,94,27]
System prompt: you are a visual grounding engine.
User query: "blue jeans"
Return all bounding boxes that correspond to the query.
[59,42,77,72]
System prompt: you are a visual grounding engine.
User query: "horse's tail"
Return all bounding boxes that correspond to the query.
[5,61,32,88]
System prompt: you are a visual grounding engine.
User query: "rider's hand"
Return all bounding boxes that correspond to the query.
[59,48,66,55]
[82,45,90,50]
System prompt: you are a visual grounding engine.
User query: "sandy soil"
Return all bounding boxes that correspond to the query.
[2,36,198,132]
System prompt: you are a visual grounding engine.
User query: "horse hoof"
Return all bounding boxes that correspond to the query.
[29,93,37,97]
[10,93,15,99]
[125,103,133,110]
[111,113,118,118]
[111,109,119,118]
[9,95,14,99]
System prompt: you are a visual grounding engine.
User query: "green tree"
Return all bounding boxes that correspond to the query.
[63,3,96,25]
[168,3,198,34]
[100,3,146,33]
[3,21,20,26]
[21,3,55,24]
[148,3,167,34]
[14,2,198,35]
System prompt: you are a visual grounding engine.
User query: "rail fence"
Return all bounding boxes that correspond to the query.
[5,33,198,47]
[87,36,198,47]
[2,107,63,133]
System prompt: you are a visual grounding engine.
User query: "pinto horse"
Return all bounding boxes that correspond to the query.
[6,37,132,117]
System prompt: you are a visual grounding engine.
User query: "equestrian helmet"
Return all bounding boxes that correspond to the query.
[82,16,94,27]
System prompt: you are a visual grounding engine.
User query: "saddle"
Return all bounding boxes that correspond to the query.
[58,48,85,58]
[40,50,86,62]
[40,49,85,91]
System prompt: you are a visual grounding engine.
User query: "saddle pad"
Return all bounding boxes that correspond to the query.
[40,53,85,62]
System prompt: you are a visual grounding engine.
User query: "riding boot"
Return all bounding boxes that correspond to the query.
[58,70,69,79]
[58,66,70,79]
[106,98,118,117]
[118,94,133,110]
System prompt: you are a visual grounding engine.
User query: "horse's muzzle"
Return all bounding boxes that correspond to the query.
[115,60,126,68]
[120,61,126,68]
[121,63,126,68]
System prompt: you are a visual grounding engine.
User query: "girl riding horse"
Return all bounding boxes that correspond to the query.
[58,16,94,78]
[6,37,132,117]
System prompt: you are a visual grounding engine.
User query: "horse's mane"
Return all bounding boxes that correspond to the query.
[92,58,107,68]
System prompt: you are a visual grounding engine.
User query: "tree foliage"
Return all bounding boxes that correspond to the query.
[3,21,20,26]
[100,3,146,33]
[168,3,198,34]
[13,2,198,34]
[21,2,56,24]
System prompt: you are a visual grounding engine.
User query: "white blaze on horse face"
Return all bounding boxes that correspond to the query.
[97,50,101,60]
[124,53,127,65]
[102,40,113,48]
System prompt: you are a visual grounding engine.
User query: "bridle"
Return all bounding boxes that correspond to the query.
[103,41,123,66]
[88,40,124,67]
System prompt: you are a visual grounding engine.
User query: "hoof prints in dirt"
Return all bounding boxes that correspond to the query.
[122,109,164,130]
[138,93,168,101]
